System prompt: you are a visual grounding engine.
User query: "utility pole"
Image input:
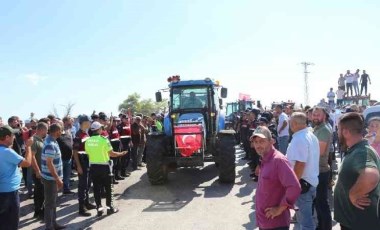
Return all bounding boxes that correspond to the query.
[301,62,314,106]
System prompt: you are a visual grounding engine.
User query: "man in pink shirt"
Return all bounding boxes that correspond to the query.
[251,126,301,230]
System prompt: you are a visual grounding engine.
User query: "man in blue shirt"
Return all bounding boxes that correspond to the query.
[0,125,33,229]
[41,123,65,230]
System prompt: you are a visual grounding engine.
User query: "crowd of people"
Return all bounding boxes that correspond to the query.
[1,100,380,230]
[325,69,372,108]
[0,112,163,230]
[235,103,380,230]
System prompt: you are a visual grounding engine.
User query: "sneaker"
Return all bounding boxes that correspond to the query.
[107,207,119,215]
[115,175,125,181]
[97,207,104,217]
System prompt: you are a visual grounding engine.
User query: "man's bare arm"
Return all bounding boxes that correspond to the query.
[349,167,380,210]
[318,141,328,156]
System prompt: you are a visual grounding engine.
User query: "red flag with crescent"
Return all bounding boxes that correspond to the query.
[174,125,203,157]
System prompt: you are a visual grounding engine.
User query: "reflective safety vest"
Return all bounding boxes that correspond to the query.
[84,135,113,164]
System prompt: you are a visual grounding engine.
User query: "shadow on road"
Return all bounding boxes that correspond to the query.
[118,161,235,212]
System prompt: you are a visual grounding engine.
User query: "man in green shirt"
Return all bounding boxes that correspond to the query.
[85,121,127,217]
[312,107,333,230]
[335,112,380,230]
[31,122,48,219]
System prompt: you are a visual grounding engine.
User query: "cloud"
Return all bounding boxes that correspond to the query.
[24,73,47,86]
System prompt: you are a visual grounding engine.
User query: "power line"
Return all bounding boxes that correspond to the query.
[300,62,314,106]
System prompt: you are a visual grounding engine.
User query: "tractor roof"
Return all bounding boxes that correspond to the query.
[169,79,218,88]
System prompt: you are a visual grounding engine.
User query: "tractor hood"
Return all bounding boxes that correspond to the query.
[178,113,204,123]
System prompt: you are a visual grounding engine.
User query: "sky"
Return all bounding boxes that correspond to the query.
[1,0,380,120]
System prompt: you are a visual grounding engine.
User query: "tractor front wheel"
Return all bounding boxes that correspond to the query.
[146,134,168,185]
[216,133,236,183]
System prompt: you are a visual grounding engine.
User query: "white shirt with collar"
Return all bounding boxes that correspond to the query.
[277,112,289,137]
[286,127,320,187]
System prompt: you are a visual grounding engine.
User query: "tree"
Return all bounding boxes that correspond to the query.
[118,93,141,113]
[119,93,168,116]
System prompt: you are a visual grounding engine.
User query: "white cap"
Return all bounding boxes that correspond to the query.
[90,121,103,131]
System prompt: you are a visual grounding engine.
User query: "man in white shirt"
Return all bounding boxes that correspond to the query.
[344,70,354,97]
[287,112,320,230]
[336,88,345,107]
[327,88,335,109]
[353,69,360,96]
[275,105,290,154]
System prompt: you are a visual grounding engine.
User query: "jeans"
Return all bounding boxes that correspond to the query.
[296,186,317,230]
[315,172,332,230]
[62,159,72,192]
[43,179,58,230]
[360,83,368,95]
[328,101,334,109]
[353,81,359,96]
[137,144,145,165]
[277,136,289,155]
[32,174,44,215]
[0,191,20,230]
[346,83,353,96]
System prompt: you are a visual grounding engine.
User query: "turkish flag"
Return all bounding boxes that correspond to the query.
[239,93,251,101]
[174,125,203,157]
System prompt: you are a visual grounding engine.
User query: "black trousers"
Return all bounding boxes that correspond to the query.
[110,141,121,176]
[78,155,91,205]
[90,165,114,208]
[120,138,131,173]
[360,83,368,95]
[32,174,44,215]
[315,171,332,230]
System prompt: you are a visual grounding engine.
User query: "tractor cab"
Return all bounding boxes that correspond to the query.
[148,76,235,185]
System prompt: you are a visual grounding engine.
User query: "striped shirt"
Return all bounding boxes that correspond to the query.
[41,135,63,181]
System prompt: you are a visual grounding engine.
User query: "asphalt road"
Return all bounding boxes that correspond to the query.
[18,148,340,230]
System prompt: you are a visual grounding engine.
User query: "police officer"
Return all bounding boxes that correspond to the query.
[109,116,124,182]
[117,114,132,177]
[85,122,127,217]
[72,115,96,216]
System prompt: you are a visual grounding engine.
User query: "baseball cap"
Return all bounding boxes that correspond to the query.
[0,125,18,138]
[251,126,272,140]
[135,116,142,120]
[90,121,103,131]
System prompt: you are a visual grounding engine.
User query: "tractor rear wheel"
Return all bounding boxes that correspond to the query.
[146,134,168,185]
[216,133,236,183]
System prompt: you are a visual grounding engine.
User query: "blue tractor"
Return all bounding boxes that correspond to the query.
[146,76,236,185]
